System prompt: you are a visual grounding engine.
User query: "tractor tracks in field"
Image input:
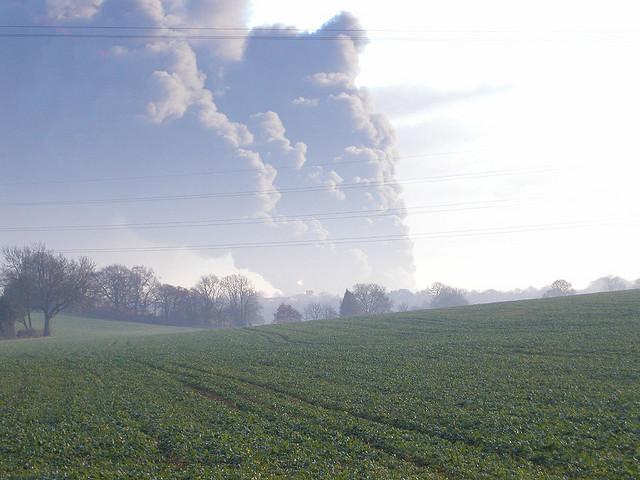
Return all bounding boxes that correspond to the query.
[168,362,475,473]
[137,359,439,473]
[137,359,539,475]
[177,361,554,474]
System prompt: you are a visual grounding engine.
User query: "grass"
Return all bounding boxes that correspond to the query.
[0,291,639,479]
[10,313,199,341]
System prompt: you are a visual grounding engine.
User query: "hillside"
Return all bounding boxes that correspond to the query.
[1,291,639,479]
[5,313,199,343]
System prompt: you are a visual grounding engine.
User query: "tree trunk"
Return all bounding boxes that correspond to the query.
[43,313,52,337]
[26,309,32,329]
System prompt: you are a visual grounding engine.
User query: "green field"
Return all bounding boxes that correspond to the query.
[1,292,639,479]
[7,314,199,341]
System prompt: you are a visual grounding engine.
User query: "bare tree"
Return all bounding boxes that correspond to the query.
[129,266,158,317]
[155,284,193,324]
[322,304,338,320]
[430,282,468,309]
[304,302,324,321]
[305,302,338,321]
[93,264,159,319]
[543,279,575,298]
[352,283,392,315]
[587,275,631,293]
[0,294,22,339]
[19,245,95,336]
[193,274,225,326]
[221,274,262,327]
[1,246,36,328]
[94,264,133,317]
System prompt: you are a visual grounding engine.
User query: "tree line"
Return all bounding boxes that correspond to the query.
[275,282,468,323]
[1,243,638,339]
[0,245,261,338]
[0,244,454,337]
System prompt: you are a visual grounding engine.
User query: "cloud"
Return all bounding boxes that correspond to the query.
[235,149,281,213]
[370,84,512,119]
[2,5,416,294]
[217,11,415,291]
[328,91,397,148]
[305,167,345,200]
[309,72,354,88]
[145,40,253,147]
[46,0,104,20]
[249,111,307,169]
[292,97,320,107]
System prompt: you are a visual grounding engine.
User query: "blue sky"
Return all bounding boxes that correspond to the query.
[1,0,639,294]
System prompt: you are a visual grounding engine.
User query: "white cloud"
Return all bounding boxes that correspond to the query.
[236,149,281,213]
[250,111,307,169]
[46,0,103,20]
[306,167,345,200]
[309,72,354,87]
[145,40,253,147]
[292,96,320,107]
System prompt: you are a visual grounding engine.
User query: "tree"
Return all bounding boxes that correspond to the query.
[128,266,158,317]
[304,302,323,321]
[1,246,36,328]
[193,274,225,326]
[273,303,302,324]
[2,245,95,336]
[587,275,630,293]
[322,304,338,320]
[2,278,31,330]
[221,274,262,327]
[352,283,392,315]
[304,302,338,321]
[93,264,134,318]
[429,282,468,309]
[543,279,575,298]
[155,284,193,324]
[339,289,363,317]
[92,264,159,320]
[397,303,409,312]
[0,295,21,340]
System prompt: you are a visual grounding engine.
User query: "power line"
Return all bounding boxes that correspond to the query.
[0,167,554,208]
[0,31,632,42]
[1,25,634,34]
[54,217,635,255]
[0,33,361,40]
[0,150,478,187]
[2,25,631,33]
[0,198,530,232]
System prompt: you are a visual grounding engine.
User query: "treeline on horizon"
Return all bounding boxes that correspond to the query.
[1,244,639,340]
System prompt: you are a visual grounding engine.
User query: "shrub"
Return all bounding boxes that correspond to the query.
[16,328,43,339]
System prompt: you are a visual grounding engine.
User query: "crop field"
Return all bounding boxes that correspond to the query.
[1,292,639,479]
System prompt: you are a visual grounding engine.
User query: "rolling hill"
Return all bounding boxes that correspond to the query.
[7,313,200,342]
[1,291,638,479]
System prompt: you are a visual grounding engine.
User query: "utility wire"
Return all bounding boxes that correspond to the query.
[55,217,634,255]
[1,24,634,43]
[0,167,554,208]
[0,24,629,35]
[0,33,360,40]
[2,25,632,33]
[1,33,631,43]
[0,198,530,232]
[0,150,478,187]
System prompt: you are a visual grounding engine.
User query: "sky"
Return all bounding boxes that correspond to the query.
[1,0,639,295]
